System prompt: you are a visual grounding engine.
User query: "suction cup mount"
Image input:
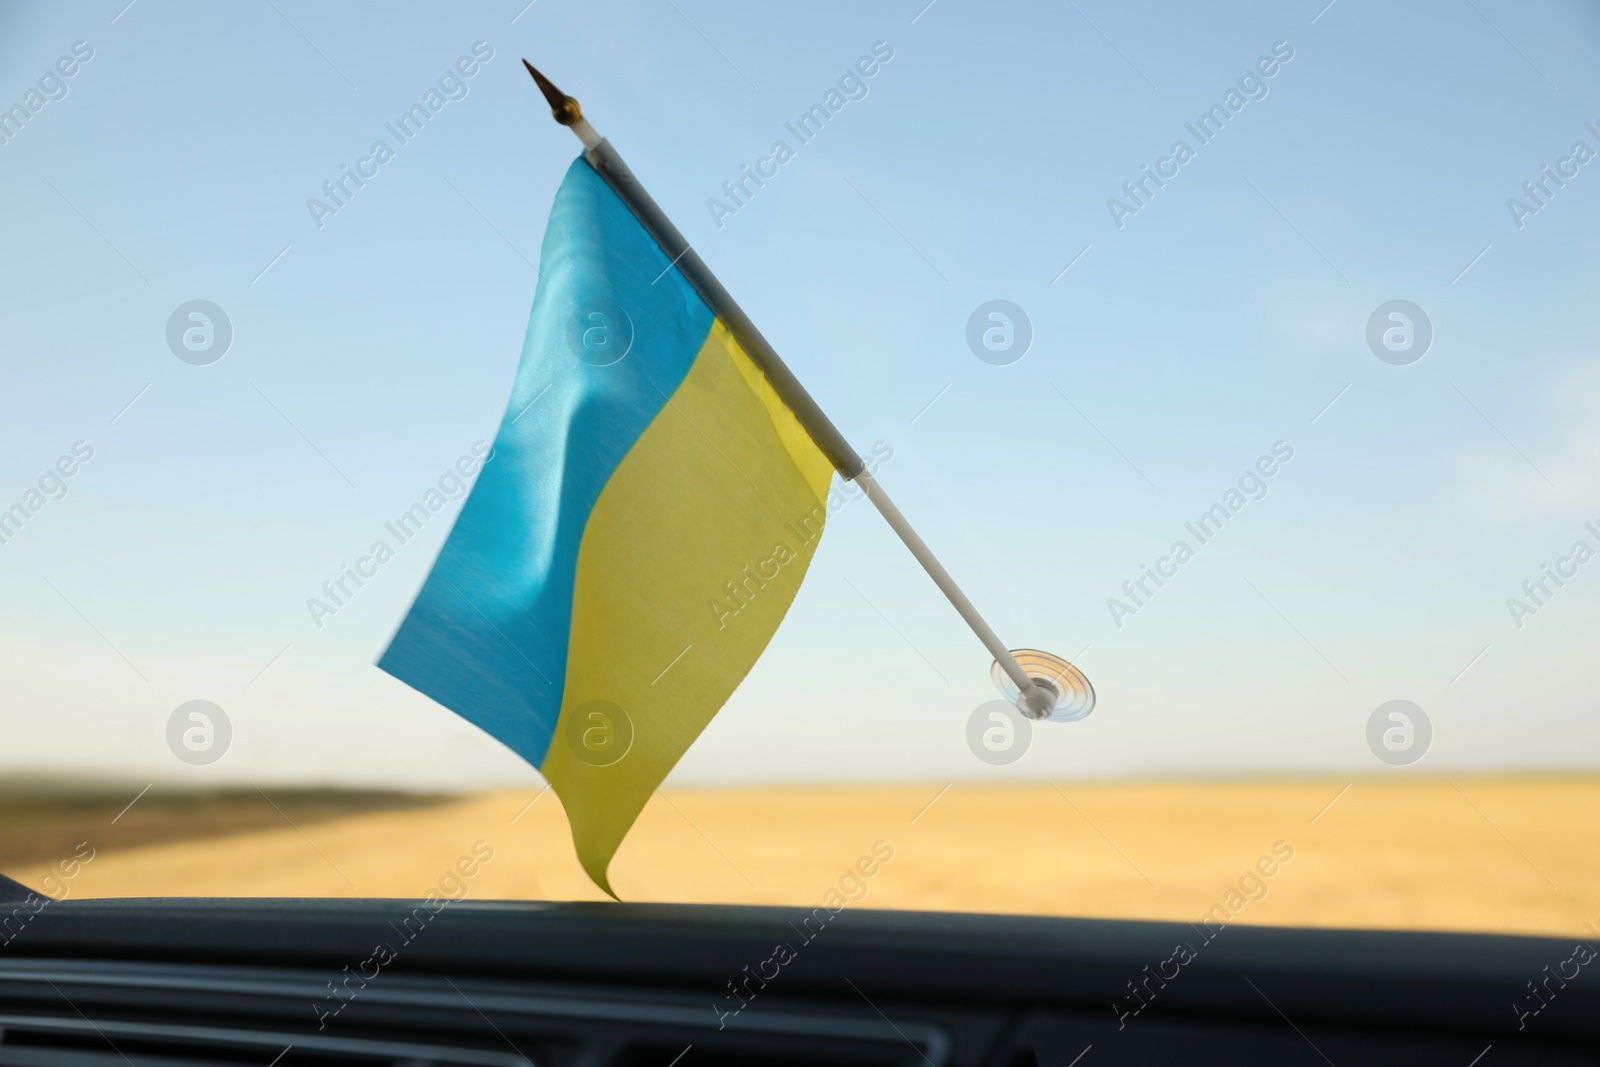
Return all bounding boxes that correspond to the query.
[992,649,1095,722]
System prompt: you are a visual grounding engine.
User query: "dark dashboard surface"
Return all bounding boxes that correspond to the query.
[1,875,1596,1065]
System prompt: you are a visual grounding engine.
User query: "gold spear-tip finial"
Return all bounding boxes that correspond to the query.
[522,59,583,126]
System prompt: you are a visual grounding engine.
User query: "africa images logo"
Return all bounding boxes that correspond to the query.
[705,41,894,229]
[305,42,494,230]
[0,40,94,147]
[1106,41,1295,229]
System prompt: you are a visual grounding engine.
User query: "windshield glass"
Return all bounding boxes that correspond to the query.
[3,1,1597,939]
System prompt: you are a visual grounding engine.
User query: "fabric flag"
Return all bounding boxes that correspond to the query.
[379,156,834,894]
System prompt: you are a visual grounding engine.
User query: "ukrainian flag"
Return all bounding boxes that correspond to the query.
[379,156,835,895]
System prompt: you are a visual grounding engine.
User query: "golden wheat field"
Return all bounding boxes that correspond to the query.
[5,778,1598,938]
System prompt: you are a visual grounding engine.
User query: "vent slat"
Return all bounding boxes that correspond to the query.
[0,1017,528,1067]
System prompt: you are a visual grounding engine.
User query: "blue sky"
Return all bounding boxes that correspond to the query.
[1,0,1598,790]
